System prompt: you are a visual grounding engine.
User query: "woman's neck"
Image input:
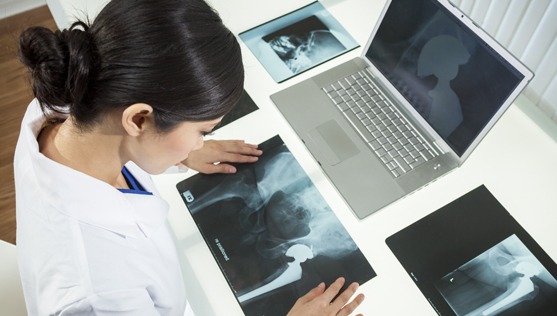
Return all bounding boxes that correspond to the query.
[38,116,130,189]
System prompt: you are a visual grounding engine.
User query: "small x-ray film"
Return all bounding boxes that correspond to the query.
[239,2,358,83]
[386,185,557,316]
[177,135,375,316]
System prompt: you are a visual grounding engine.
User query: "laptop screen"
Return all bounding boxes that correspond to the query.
[365,0,525,156]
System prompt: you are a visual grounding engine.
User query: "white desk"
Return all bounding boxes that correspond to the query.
[0,240,27,315]
[46,0,557,315]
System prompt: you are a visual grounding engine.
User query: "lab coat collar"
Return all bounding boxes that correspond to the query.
[22,100,169,239]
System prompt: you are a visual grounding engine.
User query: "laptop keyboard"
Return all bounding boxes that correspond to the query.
[322,69,439,178]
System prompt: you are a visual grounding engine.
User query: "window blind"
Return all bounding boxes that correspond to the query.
[451,0,557,122]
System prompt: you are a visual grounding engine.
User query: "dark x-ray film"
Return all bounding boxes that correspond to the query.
[216,90,258,131]
[386,185,557,316]
[177,135,375,316]
[239,2,359,83]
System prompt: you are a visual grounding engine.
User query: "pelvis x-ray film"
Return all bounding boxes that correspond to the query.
[386,185,557,316]
[177,135,375,316]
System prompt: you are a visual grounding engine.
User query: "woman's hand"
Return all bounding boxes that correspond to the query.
[287,278,365,316]
[183,140,262,174]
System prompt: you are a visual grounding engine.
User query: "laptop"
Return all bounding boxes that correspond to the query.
[270,0,533,219]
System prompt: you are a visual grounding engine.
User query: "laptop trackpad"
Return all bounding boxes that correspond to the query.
[305,120,360,166]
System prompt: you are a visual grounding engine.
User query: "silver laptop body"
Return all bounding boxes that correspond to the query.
[271,0,533,219]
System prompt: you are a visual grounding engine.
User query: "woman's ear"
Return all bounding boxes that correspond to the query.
[122,103,154,136]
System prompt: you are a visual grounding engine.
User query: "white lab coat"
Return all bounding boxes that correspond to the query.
[14,99,194,316]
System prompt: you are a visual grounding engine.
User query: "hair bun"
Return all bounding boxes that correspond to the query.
[19,21,97,113]
[19,26,69,109]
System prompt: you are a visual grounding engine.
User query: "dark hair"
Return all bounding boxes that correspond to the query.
[18,0,244,132]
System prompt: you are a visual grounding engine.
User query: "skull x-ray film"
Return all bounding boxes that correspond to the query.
[239,2,359,83]
[386,185,557,315]
[177,135,375,316]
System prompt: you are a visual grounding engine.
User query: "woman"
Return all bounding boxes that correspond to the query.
[14,0,365,315]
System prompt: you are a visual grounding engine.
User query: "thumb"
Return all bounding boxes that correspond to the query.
[200,163,237,174]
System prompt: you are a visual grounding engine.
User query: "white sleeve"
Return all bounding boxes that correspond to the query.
[183,300,195,316]
[164,164,190,174]
[59,288,162,316]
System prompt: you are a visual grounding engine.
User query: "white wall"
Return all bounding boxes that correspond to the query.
[0,0,46,20]
[451,0,557,122]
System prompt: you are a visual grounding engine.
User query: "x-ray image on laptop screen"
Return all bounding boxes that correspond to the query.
[365,0,525,156]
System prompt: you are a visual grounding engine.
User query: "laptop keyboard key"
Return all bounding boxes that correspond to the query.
[343,110,374,142]
[392,156,408,172]
[324,69,439,178]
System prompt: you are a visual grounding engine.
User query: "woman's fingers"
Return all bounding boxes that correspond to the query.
[322,277,347,303]
[326,279,363,316]
[337,292,365,316]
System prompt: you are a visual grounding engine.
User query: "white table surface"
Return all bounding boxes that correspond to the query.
[0,240,27,315]
[46,0,557,315]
